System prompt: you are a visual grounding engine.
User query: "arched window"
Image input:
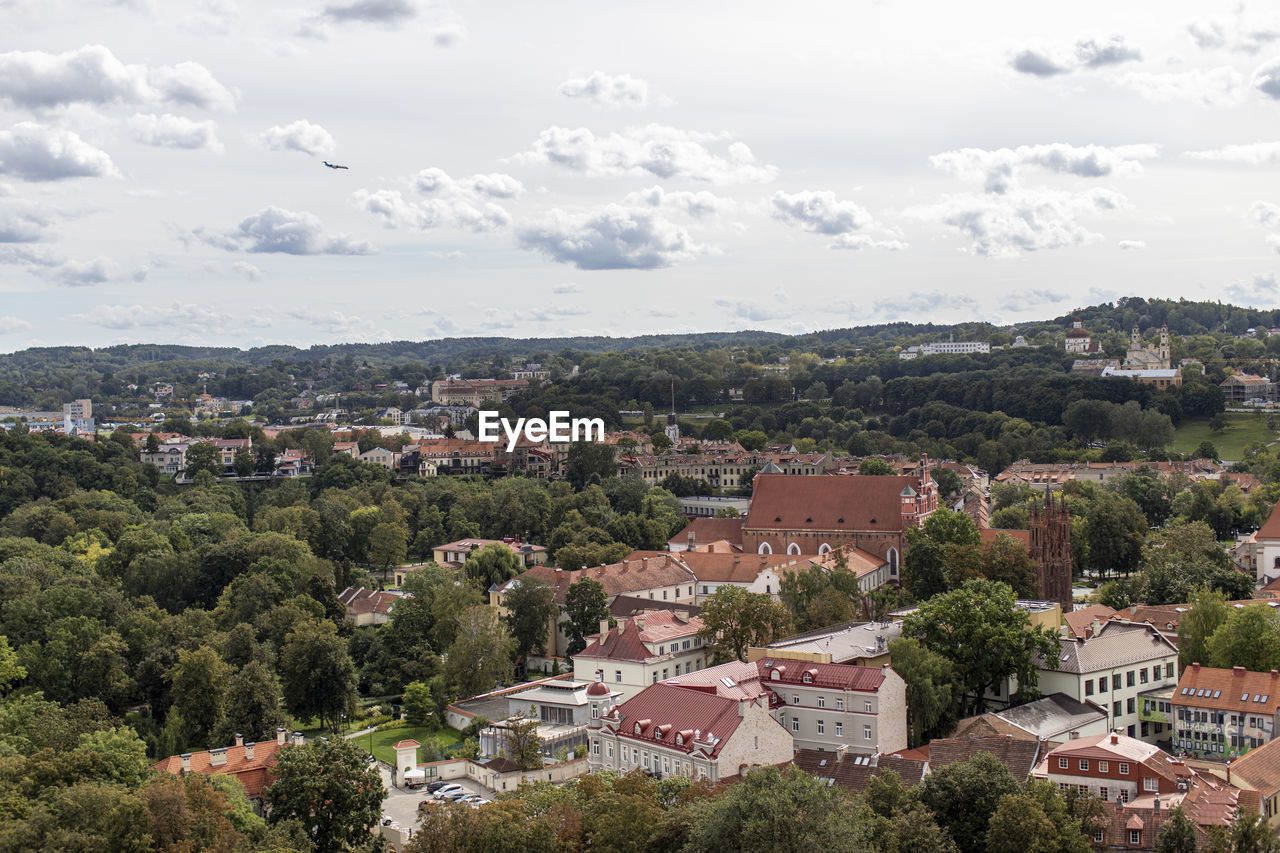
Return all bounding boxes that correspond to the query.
[787,542,801,555]
[758,542,773,555]
[818,543,832,555]
[887,548,899,575]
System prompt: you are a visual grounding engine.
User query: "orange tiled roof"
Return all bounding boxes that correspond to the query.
[155,740,281,799]
[1173,663,1280,715]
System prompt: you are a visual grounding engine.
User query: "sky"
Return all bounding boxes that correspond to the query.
[3,0,1280,351]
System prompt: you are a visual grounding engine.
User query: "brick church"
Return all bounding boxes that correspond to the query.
[980,491,1074,612]
[741,461,941,585]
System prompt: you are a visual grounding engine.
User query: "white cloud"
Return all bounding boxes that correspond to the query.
[0,316,31,334]
[1186,15,1280,55]
[714,289,795,322]
[872,291,979,319]
[770,189,905,250]
[516,204,701,270]
[0,243,125,285]
[355,167,519,232]
[1254,58,1280,100]
[0,198,54,242]
[127,113,222,151]
[322,0,416,24]
[194,206,374,255]
[0,45,236,112]
[558,71,652,109]
[1118,240,1147,250]
[624,185,730,218]
[73,301,272,333]
[230,260,262,279]
[1187,141,1280,165]
[1119,66,1246,106]
[0,122,119,181]
[1009,36,1142,76]
[552,282,582,294]
[1224,273,1280,305]
[909,188,1128,258]
[1250,201,1280,252]
[258,120,336,157]
[929,143,1158,194]
[515,124,778,184]
[285,307,387,336]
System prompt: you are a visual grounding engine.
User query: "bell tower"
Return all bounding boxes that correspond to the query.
[1029,492,1073,612]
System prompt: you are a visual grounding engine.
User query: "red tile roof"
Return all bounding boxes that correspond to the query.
[1173,663,1280,715]
[605,683,760,757]
[670,518,746,549]
[155,740,281,799]
[337,587,399,615]
[978,528,1031,548]
[1222,736,1280,794]
[1258,502,1280,541]
[576,610,704,662]
[745,473,916,532]
[928,734,1044,780]
[630,549,807,585]
[756,658,887,693]
[1064,604,1118,639]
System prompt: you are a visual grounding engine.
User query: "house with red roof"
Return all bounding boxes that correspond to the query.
[1242,501,1280,583]
[155,729,291,809]
[1171,662,1280,759]
[586,680,793,784]
[571,611,708,700]
[337,587,401,626]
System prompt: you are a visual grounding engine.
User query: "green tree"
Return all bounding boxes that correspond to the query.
[985,780,1092,853]
[1228,809,1276,853]
[503,575,557,661]
[697,585,793,663]
[1195,440,1220,461]
[366,520,408,581]
[500,714,544,770]
[1207,604,1280,672]
[918,752,1020,853]
[1154,806,1198,853]
[903,579,1060,716]
[218,660,284,744]
[1177,586,1229,668]
[278,619,357,734]
[444,606,516,700]
[266,736,385,853]
[184,441,223,478]
[565,441,617,490]
[888,637,956,746]
[561,578,612,657]
[464,542,523,590]
[0,635,25,694]
[169,645,231,748]
[1085,492,1147,577]
[403,680,435,727]
[232,448,255,477]
[858,458,895,476]
[683,764,874,853]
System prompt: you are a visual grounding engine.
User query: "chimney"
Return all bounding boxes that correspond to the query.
[1069,730,1080,739]
[235,733,243,747]
[1110,732,1119,745]
[245,742,255,761]
[1233,666,1245,675]
[635,616,646,632]
[276,727,287,745]
[1272,670,1279,680]
[180,753,191,774]
[291,731,304,746]
[1153,797,1161,815]
[1091,617,1101,637]
[688,530,696,550]
[209,748,227,768]
[738,698,747,717]
[600,619,610,640]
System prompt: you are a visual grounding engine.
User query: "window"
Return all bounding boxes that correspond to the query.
[701,585,708,595]
[1113,675,1122,690]
[1119,763,1129,775]
[607,743,613,758]
[793,695,800,705]
[803,673,813,684]
[592,740,600,756]
[1094,831,1105,843]
[1140,667,1149,684]
[663,590,668,600]
[1130,830,1141,845]
[817,720,825,735]
[1085,680,1094,696]
[792,719,800,732]
[658,646,664,655]
[633,748,639,764]
[682,640,690,651]
[1118,789,1128,803]
[1099,761,1109,773]
[1100,787,1109,801]
[836,699,844,711]
[1058,758,1069,769]
[1144,778,1158,792]
[674,664,681,676]
[865,701,872,713]
[615,671,622,683]
[1079,759,1089,771]
[835,722,843,736]
[1166,663,1174,679]
[1127,671,1135,687]
[817,696,825,708]
[592,705,599,719]
[1114,701,1122,718]
[864,724,872,741]
[1127,698,1136,715]
[662,668,668,680]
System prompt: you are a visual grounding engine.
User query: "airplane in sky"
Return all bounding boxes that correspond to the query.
[323,161,349,170]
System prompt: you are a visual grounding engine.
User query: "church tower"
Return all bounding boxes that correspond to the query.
[1159,324,1170,367]
[664,380,680,445]
[1130,325,1142,352]
[1029,492,1073,612]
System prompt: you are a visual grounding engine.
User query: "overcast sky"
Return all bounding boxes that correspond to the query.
[2,0,1280,351]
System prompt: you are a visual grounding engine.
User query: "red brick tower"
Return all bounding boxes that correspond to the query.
[1029,492,1073,612]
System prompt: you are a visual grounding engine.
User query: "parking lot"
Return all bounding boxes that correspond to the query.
[379,764,490,834]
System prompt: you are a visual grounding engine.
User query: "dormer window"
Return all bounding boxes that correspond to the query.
[770,670,780,681]
[803,673,813,684]
[635,723,642,734]
[675,734,683,745]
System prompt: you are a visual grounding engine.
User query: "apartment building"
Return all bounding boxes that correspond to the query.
[572,611,708,700]
[1171,663,1280,759]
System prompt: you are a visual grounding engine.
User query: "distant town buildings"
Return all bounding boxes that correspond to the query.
[899,338,991,360]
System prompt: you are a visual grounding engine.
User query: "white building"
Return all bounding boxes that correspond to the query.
[899,339,991,360]
[572,611,709,700]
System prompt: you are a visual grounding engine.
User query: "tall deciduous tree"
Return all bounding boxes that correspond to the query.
[918,753,1020,853]
[1207,604,1280,673]
[1177,587,1229,669]
[278,619,356,734]
[464,543,523,590]
[218,660,284,745]
[169,645,231,748]
[503,575,557,661]
[888,637,956,746]
[697,585,793,663]
[1084,492,1147,578]
[561,578,611,657]
[444,606,516,700]
[1155,806,1198,853]
[902,579,1060,716]
[266,737,385,853]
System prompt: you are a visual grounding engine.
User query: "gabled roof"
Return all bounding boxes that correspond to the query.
[991,693,1110,739]
[605,683,758,757]
[745,473,917,533]
[756,658,888,693]
[1224,735,1280,794]
[670,518,745,549]
[575,611,704,663]
[928,734,1043,780]
[793,749,927,793]
[155,740,282,799]
[1037,622,1176,674]
[662,660,764,701]
[1258,501,1280,542]
[1063,604,1118,639]
[1172,664,1280,715]
[337,587,400,615]
[630,550,806,585]
[978,528,1031,548]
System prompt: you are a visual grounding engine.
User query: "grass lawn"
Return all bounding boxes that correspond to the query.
[1172,413,1278,462]
[359,725,462,766]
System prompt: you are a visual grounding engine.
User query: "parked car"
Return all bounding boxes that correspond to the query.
[431,784,466,800]
[426,780,449,793]
[457,794,483,804]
